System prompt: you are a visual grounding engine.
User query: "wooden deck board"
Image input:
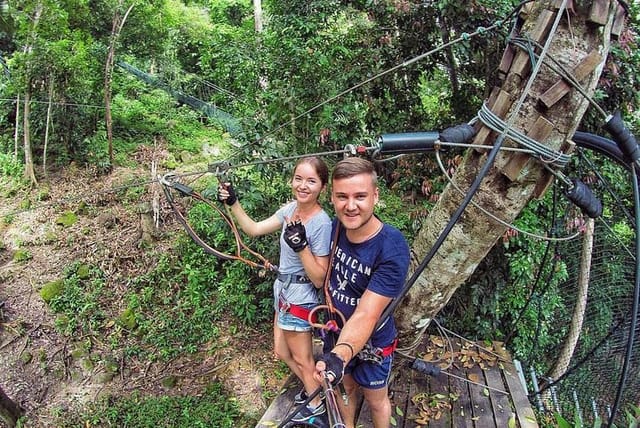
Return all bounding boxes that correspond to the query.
[255,335,539,428]
[449,371,474,428]
[388,360,411,427]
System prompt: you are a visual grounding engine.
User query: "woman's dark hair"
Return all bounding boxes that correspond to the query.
[295,156,329,185]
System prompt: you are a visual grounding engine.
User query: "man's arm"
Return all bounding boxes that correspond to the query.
[332,289,392,362]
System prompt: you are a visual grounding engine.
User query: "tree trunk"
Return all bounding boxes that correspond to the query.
[43,76,53,178]
[548,217,594,381]
[253,0,263,33]
[0,385,23,428]
[13,93,19,159]
[396,1,615,343]
[104,2,133,168]
[22,88,37,186]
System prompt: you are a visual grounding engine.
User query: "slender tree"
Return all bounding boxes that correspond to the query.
[20,1,42,186]
[104,0,133,168]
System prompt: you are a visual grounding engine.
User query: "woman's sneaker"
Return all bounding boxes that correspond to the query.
[294,389,308,405]
[291,403,326,424]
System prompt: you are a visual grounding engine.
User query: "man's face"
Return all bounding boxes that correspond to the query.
[331,173,379,231]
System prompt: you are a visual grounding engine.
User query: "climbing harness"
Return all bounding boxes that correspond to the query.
[356,338,398,365]
[158,172,277,272]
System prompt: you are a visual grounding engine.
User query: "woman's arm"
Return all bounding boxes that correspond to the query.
[228,202,281,237]
[218,183,282,236]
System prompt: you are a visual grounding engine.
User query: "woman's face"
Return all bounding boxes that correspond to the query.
[291,162,325,204]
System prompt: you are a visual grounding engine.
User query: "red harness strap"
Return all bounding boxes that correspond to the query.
[278,297,319,324]
[377,338,399,357]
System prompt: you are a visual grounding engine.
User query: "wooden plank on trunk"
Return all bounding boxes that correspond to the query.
[501,115,554,181]
[511,9,556,78]
[588,0,611,26]
[520,2,534,18]
[611,3,626,37]
[539,50,603,109]
[498,26,519,80]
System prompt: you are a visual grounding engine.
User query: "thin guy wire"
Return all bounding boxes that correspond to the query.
[435,149,581,242]
[259,19,508,142]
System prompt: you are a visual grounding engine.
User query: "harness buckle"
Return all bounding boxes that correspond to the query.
[356,344,384,364]
[278,296,291,312]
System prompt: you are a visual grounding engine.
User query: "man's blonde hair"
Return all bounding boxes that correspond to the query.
[331,157,377,186]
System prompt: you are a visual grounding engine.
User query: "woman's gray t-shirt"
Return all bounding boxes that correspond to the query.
[274,201,332,306]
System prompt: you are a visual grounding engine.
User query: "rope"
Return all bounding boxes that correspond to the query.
[159,173,277,272]
[476,102,571,168]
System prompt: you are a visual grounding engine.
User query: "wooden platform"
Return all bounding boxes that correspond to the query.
[256,334,539,427]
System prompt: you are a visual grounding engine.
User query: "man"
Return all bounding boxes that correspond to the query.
[314,157,410,428]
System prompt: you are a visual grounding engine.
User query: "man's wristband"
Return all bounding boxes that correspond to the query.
[333,342,355,361]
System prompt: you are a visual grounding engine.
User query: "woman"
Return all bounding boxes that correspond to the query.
[217,157,331,422]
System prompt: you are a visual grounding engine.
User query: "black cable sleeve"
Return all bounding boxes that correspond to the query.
[565,179,603,218]
[572,131,629,168]
[411,359,441,376]
[439,123,477,143]
[377,132,439,154]
[604,111,640,162]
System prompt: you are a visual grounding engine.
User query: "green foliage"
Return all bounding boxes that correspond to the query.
[56,383,246,428]
[125,252,222,360]
[0,152,23,177]
[117,308,137,330]
[376,184,417,241]
[55,211,78,227]
[47,262,108,336]
[12,248,32,262]
[418,69,454,130]
[110,86,225,158]
[555,413,602,428]
[183,197,275,324]
[554,403,640,428]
